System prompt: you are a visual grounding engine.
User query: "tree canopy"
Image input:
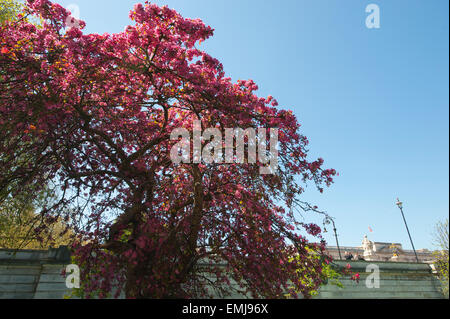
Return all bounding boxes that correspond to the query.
[0,0,69,250]
[0,0,338,298]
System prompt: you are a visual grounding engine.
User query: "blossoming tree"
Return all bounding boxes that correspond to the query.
[0,0,338,298]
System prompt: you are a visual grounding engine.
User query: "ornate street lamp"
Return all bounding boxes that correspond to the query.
[323,216,342,260]
[396,198,420,263]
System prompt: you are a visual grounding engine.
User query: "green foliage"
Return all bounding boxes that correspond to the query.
[285,246,344,298]
[65,250,121,299]
[321,262,344,289]
[432,219,449,298]
[0,185,74,249]
[434,251,449,298]
[0,0,22,24]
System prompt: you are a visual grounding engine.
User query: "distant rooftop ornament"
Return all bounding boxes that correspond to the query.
[396,198,403,209]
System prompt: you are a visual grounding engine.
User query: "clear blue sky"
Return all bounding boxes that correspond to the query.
[53,0,449,250]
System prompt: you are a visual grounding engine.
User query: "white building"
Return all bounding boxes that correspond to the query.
[325,235,436,263]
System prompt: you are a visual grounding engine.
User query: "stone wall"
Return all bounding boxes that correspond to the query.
[0,247,72,299]
[315,260,445,299]
[0,247,446,299]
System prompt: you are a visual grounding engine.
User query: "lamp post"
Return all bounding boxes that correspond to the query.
[324,216,342,260]
[395,198,420,263]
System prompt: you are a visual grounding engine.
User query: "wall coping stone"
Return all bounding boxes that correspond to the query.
[0,246,71,265]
